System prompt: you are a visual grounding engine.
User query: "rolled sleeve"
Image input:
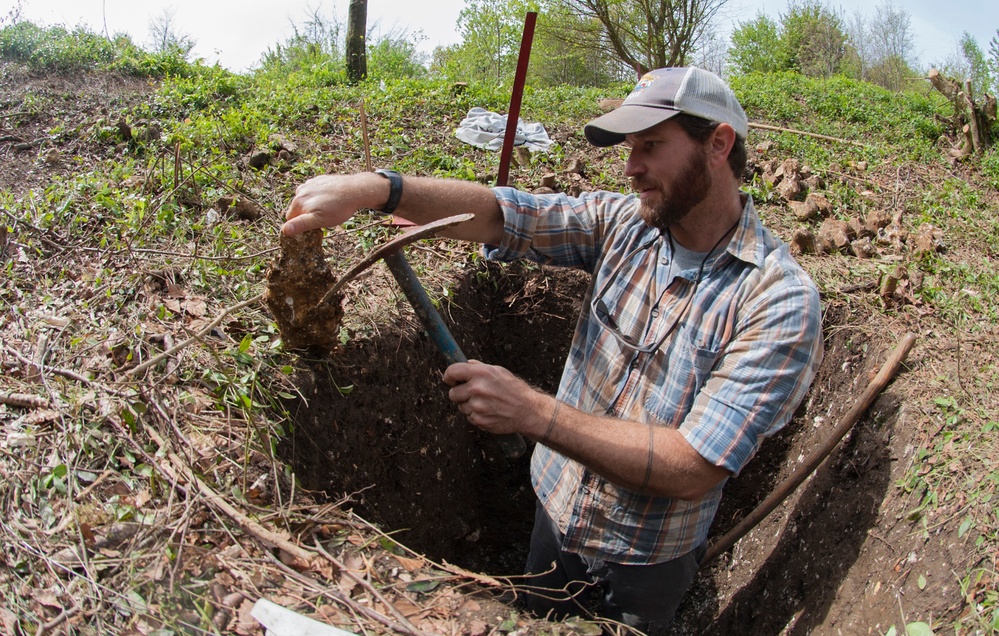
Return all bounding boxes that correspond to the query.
[484,187,638,271]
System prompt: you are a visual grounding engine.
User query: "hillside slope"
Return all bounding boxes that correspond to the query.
[1,61,998,635]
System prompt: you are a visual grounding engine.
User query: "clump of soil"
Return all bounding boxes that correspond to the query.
[265,229,344,351]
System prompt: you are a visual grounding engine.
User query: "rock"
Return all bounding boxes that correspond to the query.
[851,236,877,259]
[817,218,853,254]
[848,216,875,240]
[540,173,557,189]
[533,186,556,194]
[566,157,586,176]
[788,199,820,222]
[763,161,780,186]
[217,196,265,222]
[775,158,801,181]
[513,146,532,167]
[790,227,816,255]
[880,265,908,298]
[913,223,945,256]
[866,209,892,233]
[806,192,833,217]
[567,184,582,197]
[777,177,803,202]
[598,98,624,111]
[755,140,775,155]
[248,152,272,169]
[803,174,825,191]
[264,230,344,351]
[268,133,298,154]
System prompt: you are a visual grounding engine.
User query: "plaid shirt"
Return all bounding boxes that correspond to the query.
[484,187,823,564]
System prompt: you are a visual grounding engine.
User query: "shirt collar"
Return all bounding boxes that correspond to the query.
[725,193,766,269]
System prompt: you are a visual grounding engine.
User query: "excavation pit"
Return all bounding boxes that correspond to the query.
[279,257,905,631]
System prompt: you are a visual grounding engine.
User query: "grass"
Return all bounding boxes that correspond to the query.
[2,19,999,635]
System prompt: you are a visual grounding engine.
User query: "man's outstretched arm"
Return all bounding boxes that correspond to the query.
[282,173,506,246]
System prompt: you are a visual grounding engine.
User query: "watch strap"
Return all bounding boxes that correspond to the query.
[374,169,403,215]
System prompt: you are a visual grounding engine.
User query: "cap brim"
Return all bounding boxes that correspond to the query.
[584,105,682,147]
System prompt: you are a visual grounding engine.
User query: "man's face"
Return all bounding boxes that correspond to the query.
[624,120,712,231]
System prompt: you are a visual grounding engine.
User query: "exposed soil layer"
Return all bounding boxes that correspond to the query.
[280,254,917,630]
[281,260,590,574]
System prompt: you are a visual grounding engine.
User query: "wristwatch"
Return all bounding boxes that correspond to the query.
[374,169,403,215]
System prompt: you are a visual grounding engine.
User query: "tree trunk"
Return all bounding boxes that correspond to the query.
[346,0,367,84]
[928,68,995,155]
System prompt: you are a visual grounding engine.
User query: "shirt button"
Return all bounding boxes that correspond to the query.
[630,358,639,370]
[651,308,659,318]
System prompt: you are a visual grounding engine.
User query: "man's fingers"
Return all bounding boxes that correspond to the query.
[280,214,317,237]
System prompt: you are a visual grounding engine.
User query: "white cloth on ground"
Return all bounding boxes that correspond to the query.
[455,107,553,152]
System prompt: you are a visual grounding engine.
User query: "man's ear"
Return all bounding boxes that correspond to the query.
[708,123,736,168]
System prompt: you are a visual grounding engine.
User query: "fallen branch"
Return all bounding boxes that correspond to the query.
[313,539,427,635]
[703,331,917,565]
[5,345,94,385]
[0,392,49,409]
[125,293,264,377]
[749,122,867,148]
[263,550,427,636]
[142,424,315,564]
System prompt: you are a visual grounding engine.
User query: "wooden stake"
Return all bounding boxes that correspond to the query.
[748,122,867,147]
[703,332,917,566]
[360,100,372,173]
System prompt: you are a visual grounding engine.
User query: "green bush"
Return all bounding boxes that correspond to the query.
[0,20,203,78]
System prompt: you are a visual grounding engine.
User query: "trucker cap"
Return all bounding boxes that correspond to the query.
[584,67,749,146]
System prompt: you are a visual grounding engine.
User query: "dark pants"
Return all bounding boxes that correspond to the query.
[524,501,704,634]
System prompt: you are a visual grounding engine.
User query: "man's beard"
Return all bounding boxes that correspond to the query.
[635,147,712,231]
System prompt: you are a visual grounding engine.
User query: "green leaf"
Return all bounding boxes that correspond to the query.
[885,627,897,636]
[239,332,253,354]
[406,579,439,594]
[917,574,926,590]
[958,516,973,538]
[905,621,934,636]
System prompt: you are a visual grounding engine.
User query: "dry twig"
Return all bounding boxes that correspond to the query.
[126,293,264,377]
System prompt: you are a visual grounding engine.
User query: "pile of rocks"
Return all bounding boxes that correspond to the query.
[752,149,945,260]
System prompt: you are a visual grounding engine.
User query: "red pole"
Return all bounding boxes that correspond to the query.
[496,12,537,188]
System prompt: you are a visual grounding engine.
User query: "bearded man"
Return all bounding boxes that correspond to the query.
[282,67,823,632]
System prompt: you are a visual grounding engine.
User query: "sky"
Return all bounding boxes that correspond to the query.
[3,0,997,73]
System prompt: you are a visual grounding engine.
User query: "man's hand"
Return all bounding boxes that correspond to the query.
[443,361,548,437]
[282,173,386,236]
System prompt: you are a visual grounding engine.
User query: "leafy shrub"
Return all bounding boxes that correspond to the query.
[0,20,203,78]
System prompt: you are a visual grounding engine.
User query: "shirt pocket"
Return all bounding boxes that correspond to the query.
[642,335,721,426]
